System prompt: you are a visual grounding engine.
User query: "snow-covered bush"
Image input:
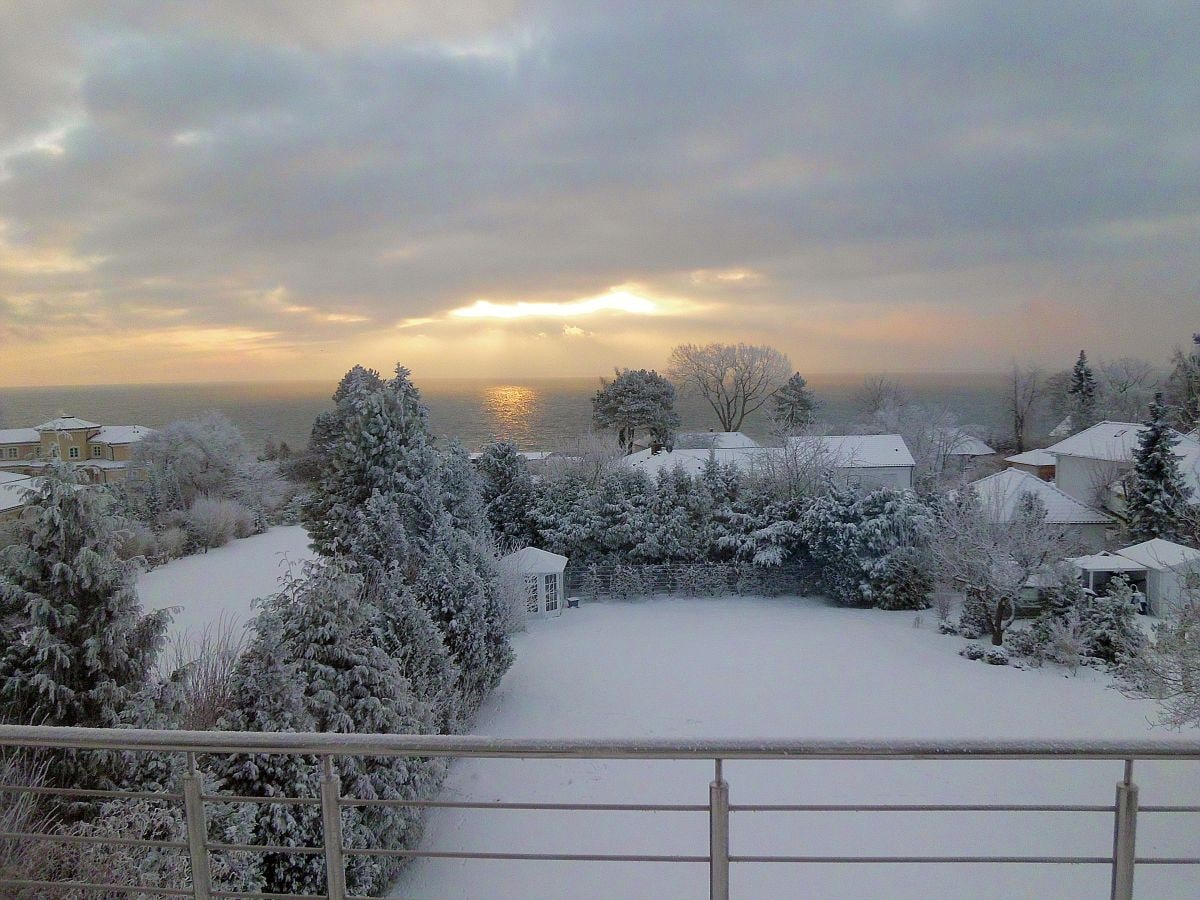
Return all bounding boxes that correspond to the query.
[1122,586,1200,728]
[157,525,189,560]
[938,619,959,636]
[611,565,648,600]
[959,643,985,660]
[0,756,57,891]
[582,563,603,602]
[185,496,253,550]
[698,564,730,596]
[984,646,1010,666]
[41,797,259,897]
[1012,574,1145,668]
[134,411,247,505]
[115,521,159,561]
[1077,577,1146,664]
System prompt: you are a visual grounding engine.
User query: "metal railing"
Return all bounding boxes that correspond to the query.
[2,725,1199,899]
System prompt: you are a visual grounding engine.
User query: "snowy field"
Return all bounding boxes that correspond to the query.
[137,525,315,644]
[394,598,1200,900]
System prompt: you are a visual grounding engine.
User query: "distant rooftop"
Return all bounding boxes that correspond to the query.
[0,428,40,444]
[968,468,1112,525]
[793,434,915,468]
[36,416,101,432]
[1006,448,1056,467]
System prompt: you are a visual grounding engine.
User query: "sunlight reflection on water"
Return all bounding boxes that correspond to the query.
[484,384,537,443]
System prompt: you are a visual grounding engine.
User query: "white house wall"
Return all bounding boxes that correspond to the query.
[1054,456,1129,509]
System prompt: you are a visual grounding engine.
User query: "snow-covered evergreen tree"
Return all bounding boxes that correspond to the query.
[591,368,681,453]
[529,472,600,562]
[0,463,169,735]
[1165,333,1200,431]
[217,561,443,896]
[476,440,536,545]
[1127,393,1189,541]
[304,365,445,562]
[440,440,489,537]
[594,467,650,560]
[1066,350,1099,431]
[770,372,819,432]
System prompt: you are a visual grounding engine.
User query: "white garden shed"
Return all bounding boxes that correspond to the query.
[1111,539,1200,617]
[501,547,569,618]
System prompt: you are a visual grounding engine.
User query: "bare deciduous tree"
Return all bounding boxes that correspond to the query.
[1123,580,1200,728]
[667,342,791,432]
[932,489,1077,646]
[1007,364,1043,452]
[1097,357,1160,421]
[854,375,907,418]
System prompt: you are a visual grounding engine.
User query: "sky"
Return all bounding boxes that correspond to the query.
[0,1,1197,386]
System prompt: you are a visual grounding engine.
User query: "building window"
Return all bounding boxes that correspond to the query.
[525,576,539,614]
[68,447,80,459]
[544,573,559,612]
[92,446,103,458]
[5,448,16,459]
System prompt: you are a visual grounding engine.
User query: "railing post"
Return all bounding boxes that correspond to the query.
[321,755,347,900]
[1111,758,1139,900]
[710,758,730,900]
[181,752,212,900]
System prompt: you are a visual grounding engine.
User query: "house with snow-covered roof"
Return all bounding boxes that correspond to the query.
[792,434,916,491]
[1005,448,1057,481]
[1044,421,1200,515]
[0,472,35,523]
[621,445,770,478]
[967,468,1113,552]
[0,415,155,484]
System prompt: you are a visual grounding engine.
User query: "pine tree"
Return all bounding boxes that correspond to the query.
[476,440,536,546]
[1067,350,1099,431]
[591,368,681,453]
[770,372,819,432]
[594,467,650,560]
[1127,393,1189,541]
[217,562,444,896]
[0,463,169,731]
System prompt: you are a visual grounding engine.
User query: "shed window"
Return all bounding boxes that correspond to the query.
[525,576,539,614]
[544,574,559,612]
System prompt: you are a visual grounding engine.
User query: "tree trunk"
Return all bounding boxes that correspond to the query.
[991,601,1006,646]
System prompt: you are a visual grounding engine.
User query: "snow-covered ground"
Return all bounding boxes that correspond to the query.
[395,597,1200,899]
[137,526,314,644]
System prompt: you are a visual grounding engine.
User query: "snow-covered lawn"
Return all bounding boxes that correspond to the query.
[138,526,314,643]
[395,597,1200,900]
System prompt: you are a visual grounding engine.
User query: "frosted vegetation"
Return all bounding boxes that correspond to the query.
[0,340,1198,894]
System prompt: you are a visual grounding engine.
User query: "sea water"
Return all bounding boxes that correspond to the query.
[0,372,1012,453]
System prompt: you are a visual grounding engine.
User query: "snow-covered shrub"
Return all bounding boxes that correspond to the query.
[1078,577,1146,665]
[42,796,259,898]
[984,646,1010,666]
[185,496,250,550]
[1046,612,1087,672]
[674,564,704,597]
[162,616,246,730]
[959,643,985,660]
[115,521,158,561]
[611,565,648,600]
[698,564,730,596]
[157,525,189,560]
[582,564,603,602]
[1121,588,1200,728]
[938,620,959,636]
[134,411,247,505]
[1014,575,1145,668]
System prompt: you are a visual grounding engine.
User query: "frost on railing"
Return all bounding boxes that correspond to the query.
[2,726,1200,900]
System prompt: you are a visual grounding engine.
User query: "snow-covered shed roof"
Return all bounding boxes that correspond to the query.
[1006,448,1056,467]
[501,547,569,574]
[1115,539,1200,572]
[967,468,1112,525]
[0,427,40,444]
[36,416,101,432]
[797,434,915,469]
[674,431,761,450]
[1069,551,1147,574]
[90,425,154,445]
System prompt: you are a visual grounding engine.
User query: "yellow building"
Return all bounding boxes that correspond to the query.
[0,416,154,487]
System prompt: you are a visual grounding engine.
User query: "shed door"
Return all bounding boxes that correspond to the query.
[543,573,559,612]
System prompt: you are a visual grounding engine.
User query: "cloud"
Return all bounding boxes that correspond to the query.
[0,1,1198,384]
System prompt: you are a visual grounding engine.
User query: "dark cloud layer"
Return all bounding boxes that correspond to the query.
[1,1,1198,382]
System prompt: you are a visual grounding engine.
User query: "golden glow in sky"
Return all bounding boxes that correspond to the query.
[449,288,659,320]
